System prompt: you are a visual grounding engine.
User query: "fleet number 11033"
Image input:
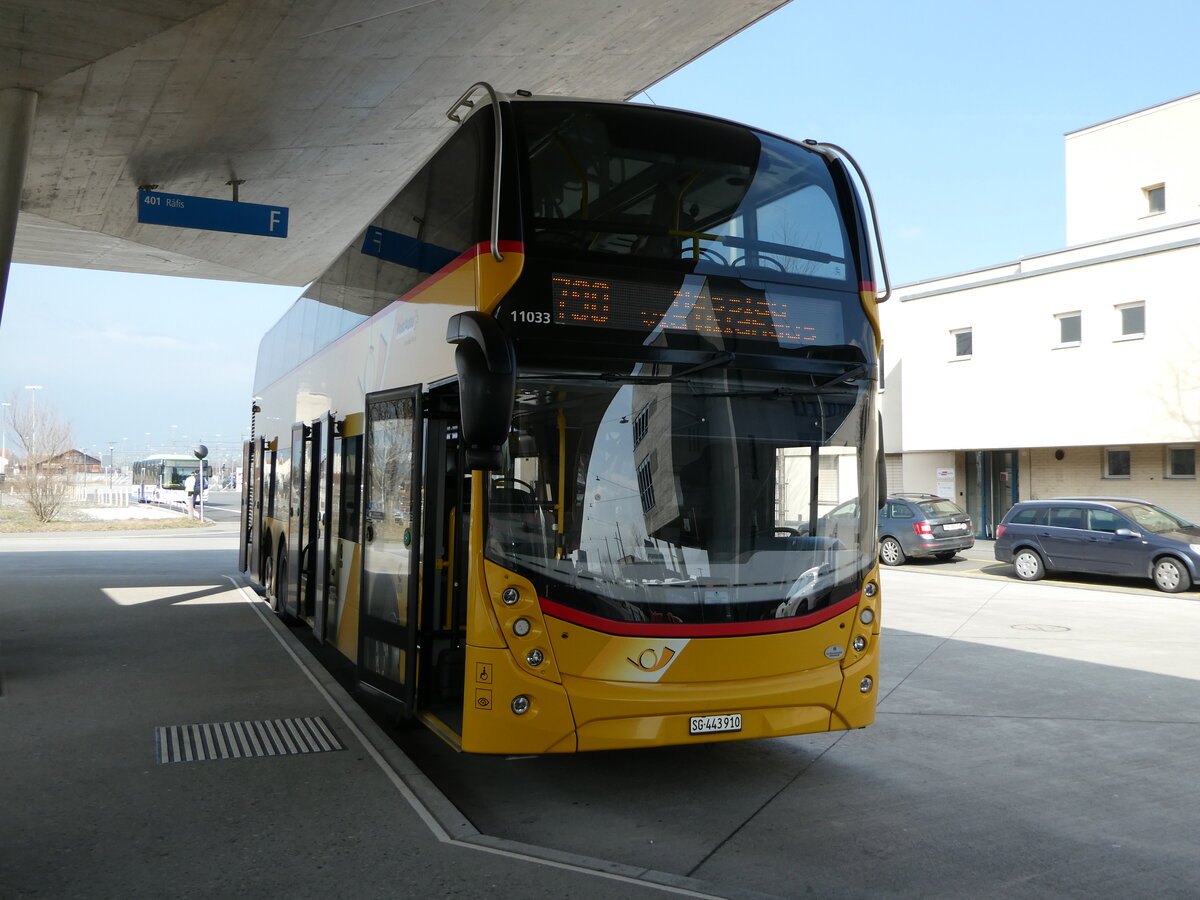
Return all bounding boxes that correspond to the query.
[512,310,551,324]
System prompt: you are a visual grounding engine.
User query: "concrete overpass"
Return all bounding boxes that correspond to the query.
[0,0,790,325]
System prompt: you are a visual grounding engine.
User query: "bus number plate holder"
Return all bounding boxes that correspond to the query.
[689,714,742,735]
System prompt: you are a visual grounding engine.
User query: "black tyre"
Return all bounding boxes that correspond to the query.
[1012,548,1045,581]
[1152,557,1191,593]
[879,536,906,566]
[273,545,291,617]
[262,551,276,606]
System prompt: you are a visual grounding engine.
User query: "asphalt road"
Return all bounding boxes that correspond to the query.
[383,553,1200,898]
[4,524,1199,898]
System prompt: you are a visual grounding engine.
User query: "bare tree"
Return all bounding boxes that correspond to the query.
[6,392,75,523]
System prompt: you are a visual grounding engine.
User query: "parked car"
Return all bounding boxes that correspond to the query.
[878,493,974,565]
[993,497,1200,592]
[802,493,975,566]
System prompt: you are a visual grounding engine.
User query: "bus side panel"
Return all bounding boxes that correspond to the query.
[459,645,577,755]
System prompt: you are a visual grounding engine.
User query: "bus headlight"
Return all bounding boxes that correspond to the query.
[860,608,875,625]
[511,695,531,714]
[864,580,878,598]
[860,676,874,693]
[853,636,867,652]
[513,617,531,637]
[501,587,520,605]
[526,648,544,667]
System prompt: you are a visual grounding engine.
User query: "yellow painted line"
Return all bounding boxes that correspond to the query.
[894,560,1172,597]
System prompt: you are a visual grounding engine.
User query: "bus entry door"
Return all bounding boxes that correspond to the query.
[358,386,423,713]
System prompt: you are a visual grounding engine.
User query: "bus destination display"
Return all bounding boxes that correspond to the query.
[548,274,842,346]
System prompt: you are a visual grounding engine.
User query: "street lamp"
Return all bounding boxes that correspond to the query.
[1,401,10,479]
[24,385,42,461]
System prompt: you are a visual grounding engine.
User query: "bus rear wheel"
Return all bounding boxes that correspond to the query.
[274,546,294,620]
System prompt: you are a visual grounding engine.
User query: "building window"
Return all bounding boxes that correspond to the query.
[1056,312,1081,345]
[636,457,656,512]
[632,403,651,447]
[1167,446,1196,479]
[1144,184,1165,215]
[1117,302,1145,338]
[1104,447,1131,479]
[952,328,972,359]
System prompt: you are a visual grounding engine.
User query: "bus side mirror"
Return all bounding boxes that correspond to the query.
[446,311,516,471]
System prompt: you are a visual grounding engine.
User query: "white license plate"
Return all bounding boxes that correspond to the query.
[942,523,967,531]
[689,713,742,735]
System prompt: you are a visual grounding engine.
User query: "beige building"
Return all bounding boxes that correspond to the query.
[881,91,1200,535]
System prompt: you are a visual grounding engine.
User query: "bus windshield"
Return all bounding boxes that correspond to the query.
[484,368,876,628]
[517,101,856,286]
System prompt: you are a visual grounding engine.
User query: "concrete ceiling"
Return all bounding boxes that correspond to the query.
[5,0,789,287]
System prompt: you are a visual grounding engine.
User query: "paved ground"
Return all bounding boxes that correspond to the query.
[3,525,1199,898]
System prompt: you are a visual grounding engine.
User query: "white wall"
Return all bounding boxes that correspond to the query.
[880,238,1200,452]
[1066,92,1200,245]
[1026,445,1200,523]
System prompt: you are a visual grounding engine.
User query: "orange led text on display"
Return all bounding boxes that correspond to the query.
[549,274,820,344]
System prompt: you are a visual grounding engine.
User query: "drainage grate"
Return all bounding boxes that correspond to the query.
[155,716,344,764]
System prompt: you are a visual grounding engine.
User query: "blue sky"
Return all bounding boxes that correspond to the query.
[2,0,1198,460]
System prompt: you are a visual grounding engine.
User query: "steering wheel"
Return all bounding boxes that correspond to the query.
[492,477,535,494]
[730,255,787,271]
[682,247,728,265]
[774,526,801,536]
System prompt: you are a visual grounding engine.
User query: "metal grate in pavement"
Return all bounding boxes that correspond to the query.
[155,716,344,764]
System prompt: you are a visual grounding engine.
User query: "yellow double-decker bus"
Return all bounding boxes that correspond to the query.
[240,84,889,754]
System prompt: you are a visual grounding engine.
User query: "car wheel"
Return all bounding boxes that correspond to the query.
[1152,557,1191,593]
[879,536,906,566]
[1013,548,1045,581]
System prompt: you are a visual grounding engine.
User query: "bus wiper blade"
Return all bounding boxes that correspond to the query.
[822,362,868,385]
[671,351,735,380]
[522,353,735,385]
[692,368,869,399]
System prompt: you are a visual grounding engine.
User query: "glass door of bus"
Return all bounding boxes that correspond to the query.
[248,437,267,583]
[358,386,423,712]
[311,413,335,642]
[239,438,253,575]
[286,423,309,619]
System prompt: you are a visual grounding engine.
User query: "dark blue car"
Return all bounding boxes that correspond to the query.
[994,497,1200,592]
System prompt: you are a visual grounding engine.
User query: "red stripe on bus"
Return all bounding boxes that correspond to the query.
[396,240,525,304]
[859,281,875,292]
[538,592,862,638]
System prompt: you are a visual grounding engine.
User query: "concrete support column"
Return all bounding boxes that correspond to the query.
[0,87,38,329]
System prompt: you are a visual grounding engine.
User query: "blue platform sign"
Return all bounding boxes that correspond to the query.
[361,225,457,273]
[137,190,289,238]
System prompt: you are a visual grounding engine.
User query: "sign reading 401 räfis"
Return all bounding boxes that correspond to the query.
[137,190,288,238]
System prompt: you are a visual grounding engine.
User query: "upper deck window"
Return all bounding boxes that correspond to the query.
[515,103,855,286]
